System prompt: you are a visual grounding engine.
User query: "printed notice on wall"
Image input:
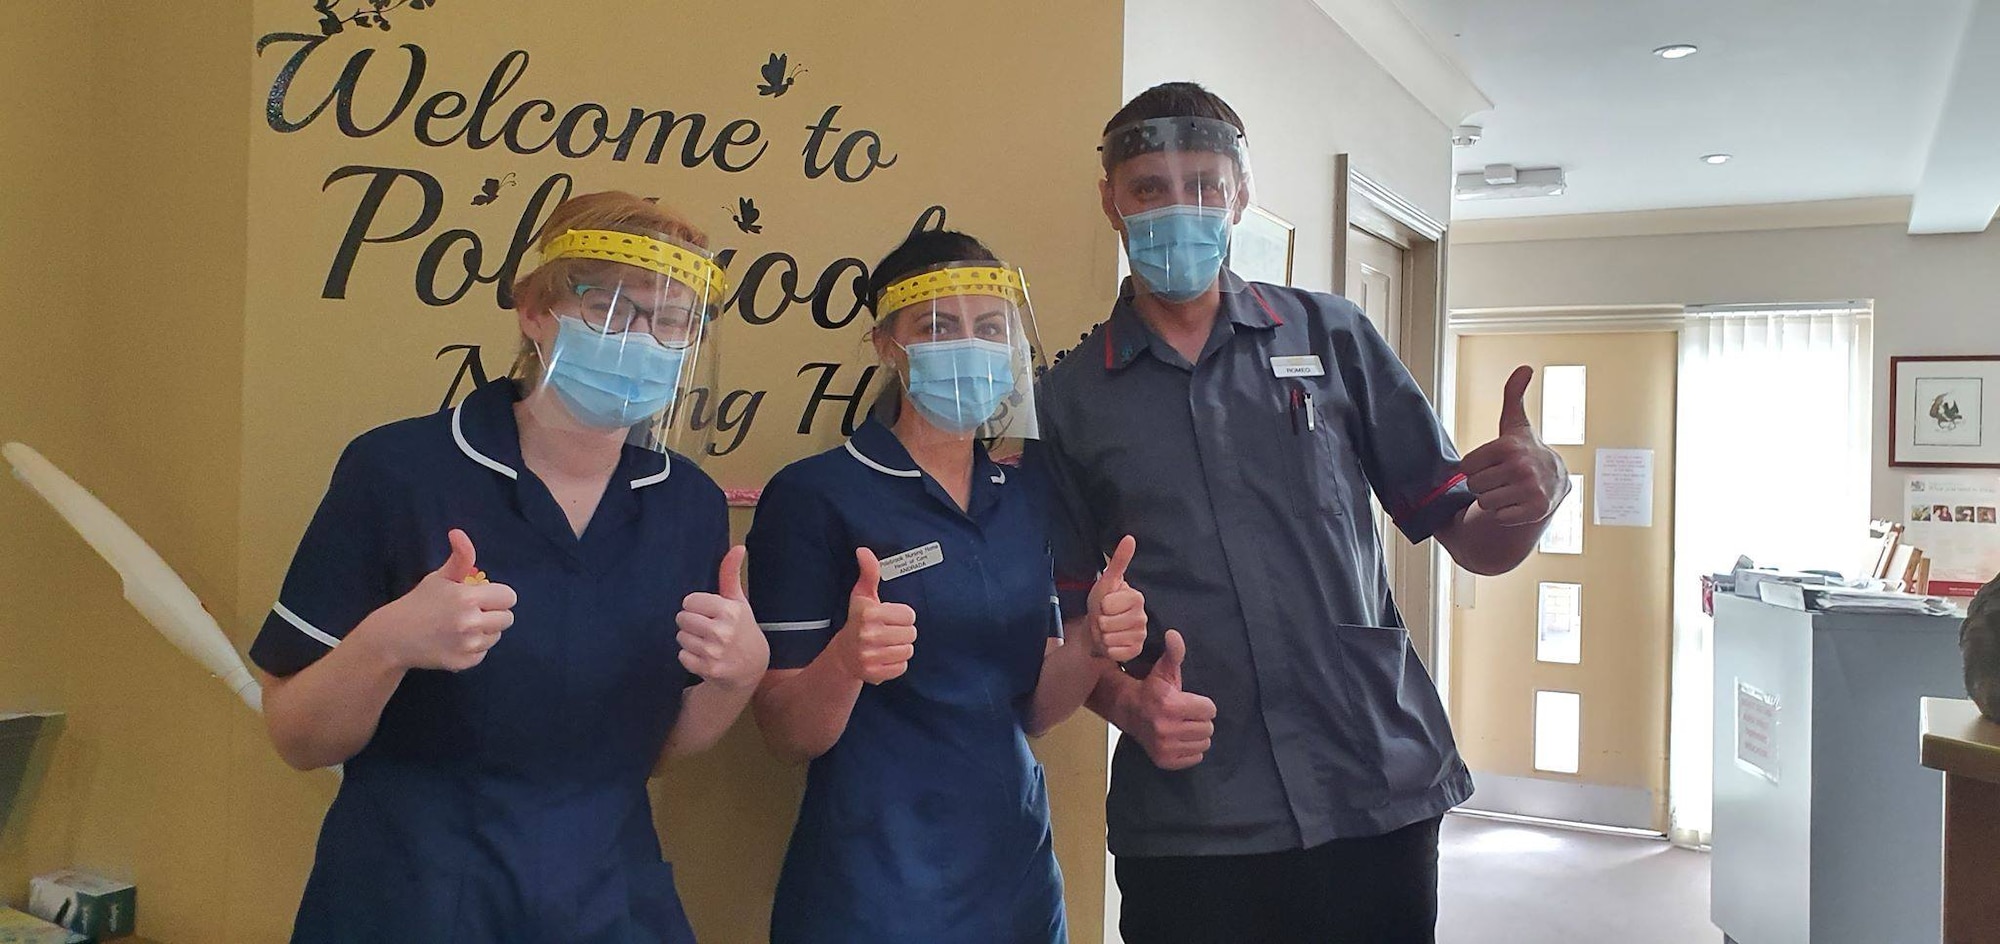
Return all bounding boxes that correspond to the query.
[1593,448,1655,528]
[1904,473,2000,597]
[1538,473,1586,555]
[1735,680,1781,784]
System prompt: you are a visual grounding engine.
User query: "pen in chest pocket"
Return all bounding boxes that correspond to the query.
[1287,385,1316,434]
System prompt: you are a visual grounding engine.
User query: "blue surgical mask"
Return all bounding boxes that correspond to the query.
[544,317,685,429]
[1121,204,1232,302]
[902,337,1015,434]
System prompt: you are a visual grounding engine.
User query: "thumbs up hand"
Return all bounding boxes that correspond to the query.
[1461,365,1568,527]
[833,547,918,684]
[1088,535,1148,663]
[676,546,770,692]
[362,528,518,673]
[1130,630,1217,771]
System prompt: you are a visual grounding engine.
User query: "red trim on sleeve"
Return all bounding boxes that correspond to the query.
[1394,472,1468,521]
[1103,328,1116,369]
[1055,578,1094,592]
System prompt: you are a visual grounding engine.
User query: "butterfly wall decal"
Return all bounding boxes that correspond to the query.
[757,53,807,97]
[731,197,763,234]
[470,172,516,206]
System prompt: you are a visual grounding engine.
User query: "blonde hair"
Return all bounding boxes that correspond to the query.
[507,191,712,381]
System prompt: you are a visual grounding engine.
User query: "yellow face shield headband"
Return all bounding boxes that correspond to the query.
[538,229,729,309]
[876,265,1028,317]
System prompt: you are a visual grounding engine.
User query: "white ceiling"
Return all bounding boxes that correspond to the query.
[1402,0,1987,224]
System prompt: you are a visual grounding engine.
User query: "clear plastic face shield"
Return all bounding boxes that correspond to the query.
[1099,116,1254,301]
[875,262,1045,445]
[520,228,728,458]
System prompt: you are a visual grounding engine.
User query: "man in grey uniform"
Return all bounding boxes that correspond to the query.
[1031,83,1567,943]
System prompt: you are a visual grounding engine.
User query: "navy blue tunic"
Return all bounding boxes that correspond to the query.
[748,417,1067,943]
[249,379,724,944]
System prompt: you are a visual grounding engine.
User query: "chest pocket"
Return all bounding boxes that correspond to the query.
[1270,375,1361,524]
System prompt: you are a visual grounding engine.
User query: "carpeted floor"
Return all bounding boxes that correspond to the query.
[1438,813,1720,944]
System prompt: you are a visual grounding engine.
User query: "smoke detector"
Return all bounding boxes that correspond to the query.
[1452,125,1484,148]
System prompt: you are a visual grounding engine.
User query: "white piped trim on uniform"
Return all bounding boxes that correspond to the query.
[629,463,672,489]
[990,468,1007,485]
[273,601,341,649]
[452,402,518,480]
[760,619,834,633]
[844,440,921,478]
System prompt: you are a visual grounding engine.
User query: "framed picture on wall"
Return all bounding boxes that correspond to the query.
[1890,355,2000,468]
[1229,205,1295,286]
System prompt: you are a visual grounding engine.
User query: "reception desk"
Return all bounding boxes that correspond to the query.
[1920,697,2000,944]
[1711,594,1964,944]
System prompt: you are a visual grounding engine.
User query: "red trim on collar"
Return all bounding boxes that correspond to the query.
[1104,326,1116,369]
[1249,285,1286,326]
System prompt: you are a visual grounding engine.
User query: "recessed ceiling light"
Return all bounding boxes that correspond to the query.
[1653,44,1699,59]
[1702,153,1732,164]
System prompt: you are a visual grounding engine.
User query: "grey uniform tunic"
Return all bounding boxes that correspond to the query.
[1028,272,1476,857]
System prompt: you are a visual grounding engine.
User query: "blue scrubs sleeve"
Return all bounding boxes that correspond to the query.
[249,439,398,678]
[683,474,732,689]
[1020,433,1100,623]
[746,471,847,670]
[1335,308,1477,543]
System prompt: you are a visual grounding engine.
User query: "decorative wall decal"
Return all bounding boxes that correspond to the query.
[731,196,763,234]
[757,53,806,98]
[307,0,437,37]
[469,172,515,206]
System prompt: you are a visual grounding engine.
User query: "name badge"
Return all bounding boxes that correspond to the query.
[1270,355,1325,378]
[879,542,944,581]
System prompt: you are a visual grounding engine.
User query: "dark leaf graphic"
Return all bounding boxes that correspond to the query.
[271,0,436,45]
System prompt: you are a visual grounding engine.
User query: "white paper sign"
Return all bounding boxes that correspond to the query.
[1536,582,1583,664]
[1904,473,2000,596]
[1538,474,1586,555]
[1735,680,1781,783]
[1593,448,1655,528]
[1541,365,1587,445]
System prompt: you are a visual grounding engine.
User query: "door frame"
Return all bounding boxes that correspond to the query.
[1333,155,1450,664]
[1439,307,1685,828]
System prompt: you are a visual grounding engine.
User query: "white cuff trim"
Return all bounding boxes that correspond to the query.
[273,601,341,649]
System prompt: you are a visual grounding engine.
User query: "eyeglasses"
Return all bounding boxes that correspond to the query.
[570,283,702,347]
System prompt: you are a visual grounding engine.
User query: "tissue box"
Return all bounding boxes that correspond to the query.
[27,870,134,941]
[0,907,82,944]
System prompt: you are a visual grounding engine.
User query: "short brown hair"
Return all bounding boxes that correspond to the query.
[1102,82,1246,138]
[506,191,709,380]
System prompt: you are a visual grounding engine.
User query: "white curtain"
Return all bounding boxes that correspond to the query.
[1668,306,1873,847]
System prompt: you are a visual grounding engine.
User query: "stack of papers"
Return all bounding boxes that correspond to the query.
[1806,587,1960,617]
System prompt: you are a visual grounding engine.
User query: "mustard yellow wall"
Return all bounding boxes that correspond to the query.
[2,2,255,941]
[5,1,1122,941]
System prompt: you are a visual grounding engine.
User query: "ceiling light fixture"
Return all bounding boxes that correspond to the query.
[1702,153,1732,164]
[1453,164,1567,200]
[1653,44,1699,59]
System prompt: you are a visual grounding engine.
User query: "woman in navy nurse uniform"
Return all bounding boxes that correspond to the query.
[748,229,1151,943]
[249,191,769,944]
